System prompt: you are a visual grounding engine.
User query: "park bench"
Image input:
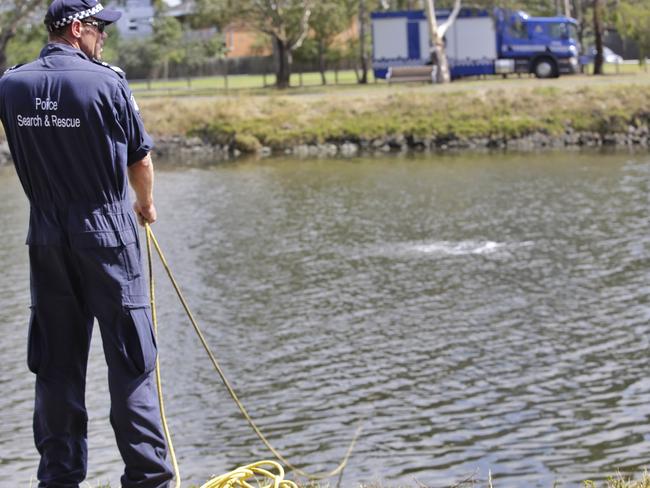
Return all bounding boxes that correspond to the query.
[386,65,437,84]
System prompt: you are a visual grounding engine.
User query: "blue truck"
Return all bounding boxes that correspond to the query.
[371,7,581,80]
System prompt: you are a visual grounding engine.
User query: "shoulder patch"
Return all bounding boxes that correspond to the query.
[130,93,140,112]
[93,60,126,78]
[3,64,24,75]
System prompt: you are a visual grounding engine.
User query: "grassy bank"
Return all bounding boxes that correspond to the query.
[585,470,650,488]
[137,72,650,154]
[85,469,650,487]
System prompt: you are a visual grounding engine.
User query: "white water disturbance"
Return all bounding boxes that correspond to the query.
[410,240,504,256]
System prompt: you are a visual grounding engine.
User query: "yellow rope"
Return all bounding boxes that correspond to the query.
[144,223,361,487]
[199,461,298,488]
[146,223,181,488]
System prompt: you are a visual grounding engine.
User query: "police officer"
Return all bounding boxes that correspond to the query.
[0,0,173,486]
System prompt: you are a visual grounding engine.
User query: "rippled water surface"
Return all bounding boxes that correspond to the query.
[1,151,649,487]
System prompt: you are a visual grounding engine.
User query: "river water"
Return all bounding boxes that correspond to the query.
[0,151,649,487]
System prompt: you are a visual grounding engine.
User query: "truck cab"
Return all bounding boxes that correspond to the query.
[497,10,580,78]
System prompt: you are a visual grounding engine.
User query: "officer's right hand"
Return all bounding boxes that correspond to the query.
[134,201,157,226]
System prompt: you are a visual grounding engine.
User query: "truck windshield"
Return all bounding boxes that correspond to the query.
[568,24,578,40]
[507,19,528,39]
[548,22,577,40]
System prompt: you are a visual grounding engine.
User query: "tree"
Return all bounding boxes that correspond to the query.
[571,0,586,47]
[195,0,312,89]
[309,1,351,84]
[189,0,231,31]
[5,23,46,67]
[151,16,184,79]
[250,0,313,88]
[615,0,650,64]
[180,35,226,76]
[569,0,620,75]
[358,0,370,83]
[115,38,157,78]
[332,0,370,84]
[423,0,462,83]
[0,0,46,70]
[592,0,604,74]
[567,0,599,59]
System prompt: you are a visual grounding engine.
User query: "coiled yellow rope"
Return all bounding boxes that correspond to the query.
[199,461,298,488]
[144,223,361,488]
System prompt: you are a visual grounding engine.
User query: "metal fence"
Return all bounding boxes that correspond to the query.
[126,55,361,80]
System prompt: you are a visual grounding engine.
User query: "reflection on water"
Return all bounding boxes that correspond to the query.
[0,151,649,487]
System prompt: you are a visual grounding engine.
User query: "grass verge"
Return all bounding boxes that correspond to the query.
[128,63,649,97]
[84,469,650,488]
[136,72,650,153]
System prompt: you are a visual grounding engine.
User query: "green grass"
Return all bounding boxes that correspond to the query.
[80,469,650,488]
[583,470,650,488]
[129,69,375,97]
[128,64,650,98]
[583,61,650,76]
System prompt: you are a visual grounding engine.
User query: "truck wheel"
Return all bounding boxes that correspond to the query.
[533,58,557,79]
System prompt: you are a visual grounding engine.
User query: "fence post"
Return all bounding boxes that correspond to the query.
[335,66,339,84]
[299,70,303,87]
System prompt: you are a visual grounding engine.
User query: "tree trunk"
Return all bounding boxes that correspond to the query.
[274,36,292,89]
[432,37,451,83]
[424,0,451,83]
[593,0,604,75]
[572,0,584,45]
[571,0,585,72]
[0,48,7,73]
[358,0,368,84]
[0,30,17,72]
[318,39,327,85]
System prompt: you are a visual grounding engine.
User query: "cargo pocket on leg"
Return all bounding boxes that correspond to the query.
[123,307,157,375]
[120,242,141,281]
[27,306,42,374]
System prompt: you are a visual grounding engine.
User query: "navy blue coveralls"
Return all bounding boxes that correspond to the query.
[0,43,173,487]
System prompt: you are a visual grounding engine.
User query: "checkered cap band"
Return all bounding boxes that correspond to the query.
[50,3,104,29]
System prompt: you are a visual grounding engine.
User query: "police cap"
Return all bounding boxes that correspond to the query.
[44,0,121,32]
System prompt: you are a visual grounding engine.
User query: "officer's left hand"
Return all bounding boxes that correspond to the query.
[134,201,157,226]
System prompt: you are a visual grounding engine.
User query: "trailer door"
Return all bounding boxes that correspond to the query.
[373,17,409,60]
[445,17,497,61]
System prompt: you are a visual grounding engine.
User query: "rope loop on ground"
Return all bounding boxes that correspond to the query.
[199,460,298,488]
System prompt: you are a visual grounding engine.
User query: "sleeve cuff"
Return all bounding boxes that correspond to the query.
[127,147,151,166]
[127,138,154,166]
